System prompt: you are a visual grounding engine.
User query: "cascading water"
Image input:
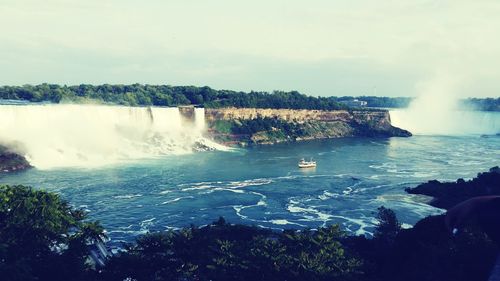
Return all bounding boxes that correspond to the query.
[0,104,219,169]
[390,108,500,136]
[194,108,206,131]
[389,73,500,136]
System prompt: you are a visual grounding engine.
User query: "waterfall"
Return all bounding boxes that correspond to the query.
[0,104,216,169]
[389,73,500,136]
[194,108,206,131]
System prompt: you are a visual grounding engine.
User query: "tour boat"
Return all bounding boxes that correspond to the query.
[298,158,316,168]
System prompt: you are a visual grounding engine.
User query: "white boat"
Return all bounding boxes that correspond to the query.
[298,158,316,168]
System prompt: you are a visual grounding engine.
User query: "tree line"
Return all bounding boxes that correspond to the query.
[1,84,498,111]
[336,96,500,111]
[462,97,500,112]
[0,84,348,110]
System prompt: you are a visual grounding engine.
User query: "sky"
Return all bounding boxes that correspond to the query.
[1,0,499,98]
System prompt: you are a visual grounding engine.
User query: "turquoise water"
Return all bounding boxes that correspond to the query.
[1,135,499,244]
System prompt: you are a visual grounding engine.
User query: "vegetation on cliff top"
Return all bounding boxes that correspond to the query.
[1,84,499,111]
[0,84,348,111]
[336,96,412,108]
[209,117,411,145]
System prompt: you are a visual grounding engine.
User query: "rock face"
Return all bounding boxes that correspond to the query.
[205,108,353,122]
[406,167,500,210]
[205,108,411,145]
[0,145,32,173]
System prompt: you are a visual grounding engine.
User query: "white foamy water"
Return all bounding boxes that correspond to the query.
[390,109,500,135]
[1,134,498,242]
[0,104,218,169]
[389,73,500,135]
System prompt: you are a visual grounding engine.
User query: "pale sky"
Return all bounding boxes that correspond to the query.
[1,0,499,97]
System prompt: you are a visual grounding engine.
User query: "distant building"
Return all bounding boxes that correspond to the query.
[340,99,368,108]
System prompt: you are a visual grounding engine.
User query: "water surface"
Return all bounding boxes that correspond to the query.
[1,135,499,244]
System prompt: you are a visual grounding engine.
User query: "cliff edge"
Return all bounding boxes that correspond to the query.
[205,108,411,145]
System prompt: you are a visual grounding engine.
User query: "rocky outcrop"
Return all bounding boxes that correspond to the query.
[0,145,32,173]
[178,106,195,120]
[406,167,500,209]
[205,108,355,122]
[205,108,411,146]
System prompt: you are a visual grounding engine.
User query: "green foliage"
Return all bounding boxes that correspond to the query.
[1,84,499,111]
[280,225,362,279]
[210,115,410,145]
[102,222,362,281]
[345,208,498,281]
[0,185,104,281]
[0,84,348,110]
[381,215,496,281]
[1,185,499,281]
[230,117,305,137]
[336,96,500,111]
[212,120,234,134]
[374,206,401,243]
[338,96,412,108]
[102,210,497,281]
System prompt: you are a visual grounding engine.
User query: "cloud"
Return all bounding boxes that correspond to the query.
[0,0,499,97]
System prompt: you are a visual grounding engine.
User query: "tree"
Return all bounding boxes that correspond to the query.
[0,185,105,281]
[102,221,362,281]
[374,206,401,243]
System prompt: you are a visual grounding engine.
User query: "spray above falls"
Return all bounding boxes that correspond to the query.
[0,104,221,169]
[389,74,500,135]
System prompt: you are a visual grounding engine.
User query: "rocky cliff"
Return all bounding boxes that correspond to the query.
[205,108,411,145]
[0,144,32,173]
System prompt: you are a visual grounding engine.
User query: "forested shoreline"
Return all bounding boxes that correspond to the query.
[0,84,498,111]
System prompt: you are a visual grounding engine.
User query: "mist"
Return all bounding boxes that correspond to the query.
[0,104,219,169]
[390,73,500,135]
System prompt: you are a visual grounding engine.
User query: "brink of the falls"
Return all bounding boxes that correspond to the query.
[0,104,220,169]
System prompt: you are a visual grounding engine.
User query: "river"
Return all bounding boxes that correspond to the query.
[1,134,498,244]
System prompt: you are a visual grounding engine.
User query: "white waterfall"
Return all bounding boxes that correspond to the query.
[389,73,500,136]
[194,108,206,131]
[390,109,500,135]
[0,104,216,169]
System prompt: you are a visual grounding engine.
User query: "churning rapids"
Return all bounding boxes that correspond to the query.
[0,104,499,245]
